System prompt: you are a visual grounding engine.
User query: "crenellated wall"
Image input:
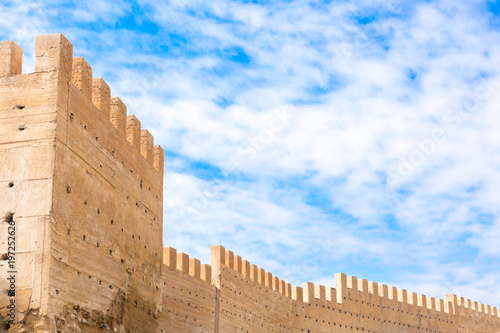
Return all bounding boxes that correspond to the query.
[1,34,499,333]
[290,273,459,332]
[211,245,293,332]
[290,273,500,333]
[158,246,500,333]
[160,247,216,333]
[0,34,164,332]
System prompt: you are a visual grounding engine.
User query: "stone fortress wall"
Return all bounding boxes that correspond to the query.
[0,34,498,333]
[0,34,163,332]
[160,245,500,333]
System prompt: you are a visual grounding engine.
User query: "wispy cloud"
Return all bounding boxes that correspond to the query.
[2,0,500,306]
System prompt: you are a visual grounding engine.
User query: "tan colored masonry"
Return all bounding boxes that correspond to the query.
[0,34,498,333]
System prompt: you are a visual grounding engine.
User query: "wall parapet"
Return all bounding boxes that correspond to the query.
[207,245,500,319]
[333,272,455,314]
[162,245,500,332]
[0,34,164,176]
[163,246,212,283]
[210,245,293,298]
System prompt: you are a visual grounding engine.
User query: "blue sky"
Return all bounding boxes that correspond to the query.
[3,0,500,306]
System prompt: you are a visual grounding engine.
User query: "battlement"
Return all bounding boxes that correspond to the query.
[163,246,212,283]
[0,34,164,176]
[210,245,293,298]
[331,272,500,319]
[207,245,500,319]
[445,294,500,318]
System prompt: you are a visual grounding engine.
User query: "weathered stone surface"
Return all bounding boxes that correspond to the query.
[0,41,22,77]
[0,34,163,332]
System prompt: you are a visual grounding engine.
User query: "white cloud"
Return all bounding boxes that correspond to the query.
[3,0,500,306]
